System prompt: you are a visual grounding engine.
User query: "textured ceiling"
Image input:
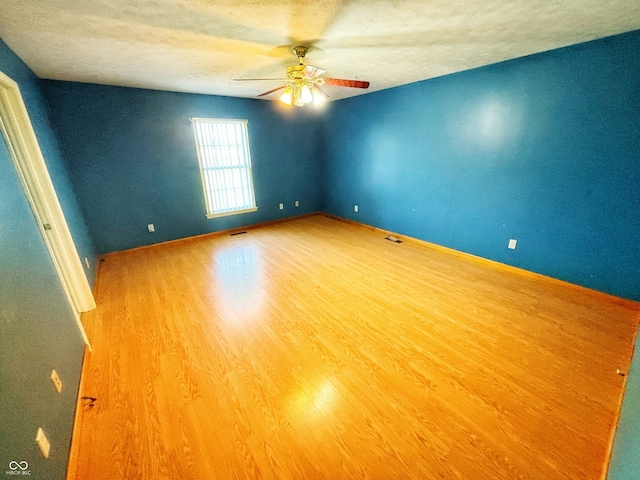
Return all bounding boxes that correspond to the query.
[1,0,639,102]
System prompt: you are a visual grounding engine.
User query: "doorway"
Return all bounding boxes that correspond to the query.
[0,70,94,347]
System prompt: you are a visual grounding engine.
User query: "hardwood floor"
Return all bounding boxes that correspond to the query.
[69,215,639,479]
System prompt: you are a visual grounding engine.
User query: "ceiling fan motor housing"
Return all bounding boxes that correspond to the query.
[286,65,307,79]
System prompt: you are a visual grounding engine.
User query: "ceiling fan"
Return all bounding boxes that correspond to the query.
[235,46,370,106]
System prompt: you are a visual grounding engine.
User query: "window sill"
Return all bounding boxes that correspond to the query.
[206,206,258,219]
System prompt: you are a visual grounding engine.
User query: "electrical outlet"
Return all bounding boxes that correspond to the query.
[35,428,50,459]
[51,369,62,393]
[508,239,517,250]
[84,257,90,269]
[295,200,299,207]
[147,224,155,232]
[279,203,284,210]
[354,205,359,213]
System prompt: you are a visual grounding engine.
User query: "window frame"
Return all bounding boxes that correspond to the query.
[191,117,258,219]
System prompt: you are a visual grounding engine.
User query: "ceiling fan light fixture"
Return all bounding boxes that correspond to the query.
[237,45,369,107]
[279,86,293,105]
[300,84,313,104]
[293,84,305,106]
[311,86,326,105]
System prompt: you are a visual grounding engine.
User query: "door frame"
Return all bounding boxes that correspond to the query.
[0,70,94,348]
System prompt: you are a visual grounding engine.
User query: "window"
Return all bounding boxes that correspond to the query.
[191,118,258,218]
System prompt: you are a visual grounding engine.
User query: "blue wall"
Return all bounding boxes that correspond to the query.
[322,31,640,302]
[42,82,325,254]
[0,39,91,480]
[321,30,640,480]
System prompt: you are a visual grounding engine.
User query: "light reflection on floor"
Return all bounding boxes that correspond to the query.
[289,378,339,424]
[211,242,265,326]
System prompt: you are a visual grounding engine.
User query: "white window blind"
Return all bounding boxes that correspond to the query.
[191,118,258,218]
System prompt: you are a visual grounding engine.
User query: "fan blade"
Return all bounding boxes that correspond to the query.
[257,85,286,97]
[234,78,285,81]
[323,78,370,89]
[303,65,325,79]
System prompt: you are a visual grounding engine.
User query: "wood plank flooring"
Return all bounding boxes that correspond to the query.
[69,215,639,479]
